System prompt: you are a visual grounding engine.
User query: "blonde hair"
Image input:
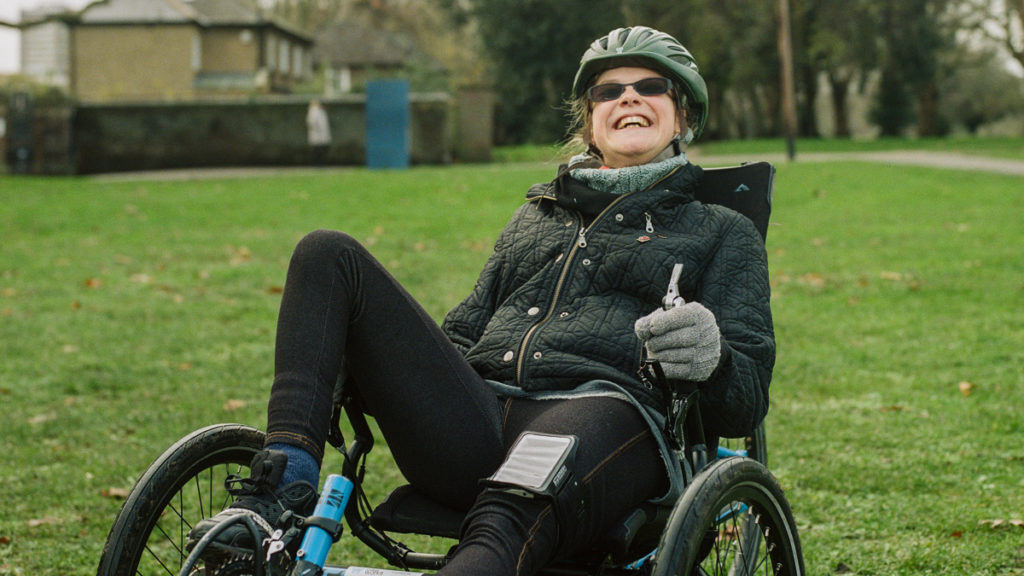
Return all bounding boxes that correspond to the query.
[563,97,595,157]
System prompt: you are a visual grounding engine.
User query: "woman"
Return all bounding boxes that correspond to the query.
[189,26,773,576]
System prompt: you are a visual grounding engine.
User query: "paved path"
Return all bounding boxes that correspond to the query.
[91,165,336,182]
[688,150,1024,176]
[91,150,1024,181]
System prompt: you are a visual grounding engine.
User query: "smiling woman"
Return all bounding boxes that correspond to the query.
[587,67,682,168]
[566,26,709,172]
[151,25,774,576]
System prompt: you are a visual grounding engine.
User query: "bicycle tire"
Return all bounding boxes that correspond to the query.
[649,457,803,576]
[97,423,265,576]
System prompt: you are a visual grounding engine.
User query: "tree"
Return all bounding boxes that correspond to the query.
[806,0,878,137]
[259,0,1021,143]
[940,47,1024,133]
[259,0,347,31]
[623,0,743,139]
[870,0,956,137]
[466,0,789,142]
[256,0,486,91]
[468,0,624,143]
[638,0,780,139]
[622,0,741,139]
[1000,0,1024,71]
[791,0,820,138]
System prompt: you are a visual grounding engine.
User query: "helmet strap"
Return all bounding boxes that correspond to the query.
[670,129,694,156]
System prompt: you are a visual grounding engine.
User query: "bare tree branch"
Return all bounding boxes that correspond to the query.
[1006,0,1024,68]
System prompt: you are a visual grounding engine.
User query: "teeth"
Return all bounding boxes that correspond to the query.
[617,116,650,129]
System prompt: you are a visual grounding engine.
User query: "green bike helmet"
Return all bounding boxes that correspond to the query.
[572,26,709,138]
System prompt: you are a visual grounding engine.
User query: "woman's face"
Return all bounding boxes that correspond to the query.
[588,67,682,168]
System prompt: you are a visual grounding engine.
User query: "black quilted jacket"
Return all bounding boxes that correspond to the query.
[442,162,773,439]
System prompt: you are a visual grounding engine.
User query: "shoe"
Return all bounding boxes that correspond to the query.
[186,449,318,555]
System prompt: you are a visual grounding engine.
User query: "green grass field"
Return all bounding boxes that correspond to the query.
[495,136,1024,162]
[696,136,1024,159]
[1,147,1023,575]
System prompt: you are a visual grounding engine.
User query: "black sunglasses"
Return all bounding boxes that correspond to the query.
[587,77,673,103]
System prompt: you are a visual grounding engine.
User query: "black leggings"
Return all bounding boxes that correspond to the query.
[266,230,665,576]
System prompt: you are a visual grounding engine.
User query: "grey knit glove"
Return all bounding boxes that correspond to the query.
[635,302,722,382]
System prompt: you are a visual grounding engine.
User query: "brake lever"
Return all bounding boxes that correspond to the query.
[663,263,685,310]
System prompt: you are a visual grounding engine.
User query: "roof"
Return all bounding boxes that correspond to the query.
[68,0,309,41]
[188,0,261,25]
[79,0,197,23]
[313,20,418,67]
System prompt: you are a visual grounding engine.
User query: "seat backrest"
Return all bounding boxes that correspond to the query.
[693,162,774,241]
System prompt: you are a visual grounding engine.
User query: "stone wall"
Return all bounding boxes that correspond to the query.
[70,94,451,174]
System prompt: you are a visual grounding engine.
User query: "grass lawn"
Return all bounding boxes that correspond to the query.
[494,136,1024,163]
[1,152,1022,575]
[695,135,1024,159]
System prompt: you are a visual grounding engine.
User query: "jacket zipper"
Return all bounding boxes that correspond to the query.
[515,211,585,384]
[513,168,679,385]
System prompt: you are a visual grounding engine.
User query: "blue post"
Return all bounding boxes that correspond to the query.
[365,80,410,169]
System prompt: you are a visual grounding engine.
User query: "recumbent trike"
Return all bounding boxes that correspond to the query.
[98,162,803,576]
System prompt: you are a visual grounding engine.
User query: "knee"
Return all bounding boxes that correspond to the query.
[292,229,363,265]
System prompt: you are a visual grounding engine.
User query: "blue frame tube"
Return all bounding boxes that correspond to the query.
[298,475,354,566]
[717,446,747,459]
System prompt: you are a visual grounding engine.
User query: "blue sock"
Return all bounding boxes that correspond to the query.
[266,443,321,488]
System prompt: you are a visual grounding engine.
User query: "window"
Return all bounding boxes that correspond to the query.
[292,46,303,79]
[266,36,276,70]
[278,38,289,73]
[192,32,201,72]
[339,67,352,93]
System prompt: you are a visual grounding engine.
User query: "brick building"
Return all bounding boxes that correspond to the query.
[18,0,312,101]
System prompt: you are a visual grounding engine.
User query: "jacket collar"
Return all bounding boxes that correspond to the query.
[527,161,703,221]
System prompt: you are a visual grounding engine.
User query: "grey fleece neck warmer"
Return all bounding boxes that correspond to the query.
[569,147,689,196]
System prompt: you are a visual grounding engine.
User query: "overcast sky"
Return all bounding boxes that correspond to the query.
[0,0,94,74]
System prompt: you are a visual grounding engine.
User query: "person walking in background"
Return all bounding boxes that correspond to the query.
[306,99,331,166]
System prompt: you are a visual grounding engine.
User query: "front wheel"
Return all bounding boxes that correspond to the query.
[97,423,266,576]
[650,457,803,576]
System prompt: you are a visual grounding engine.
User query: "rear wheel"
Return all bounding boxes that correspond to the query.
[650,457,803,576]
[97,424,265,576]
